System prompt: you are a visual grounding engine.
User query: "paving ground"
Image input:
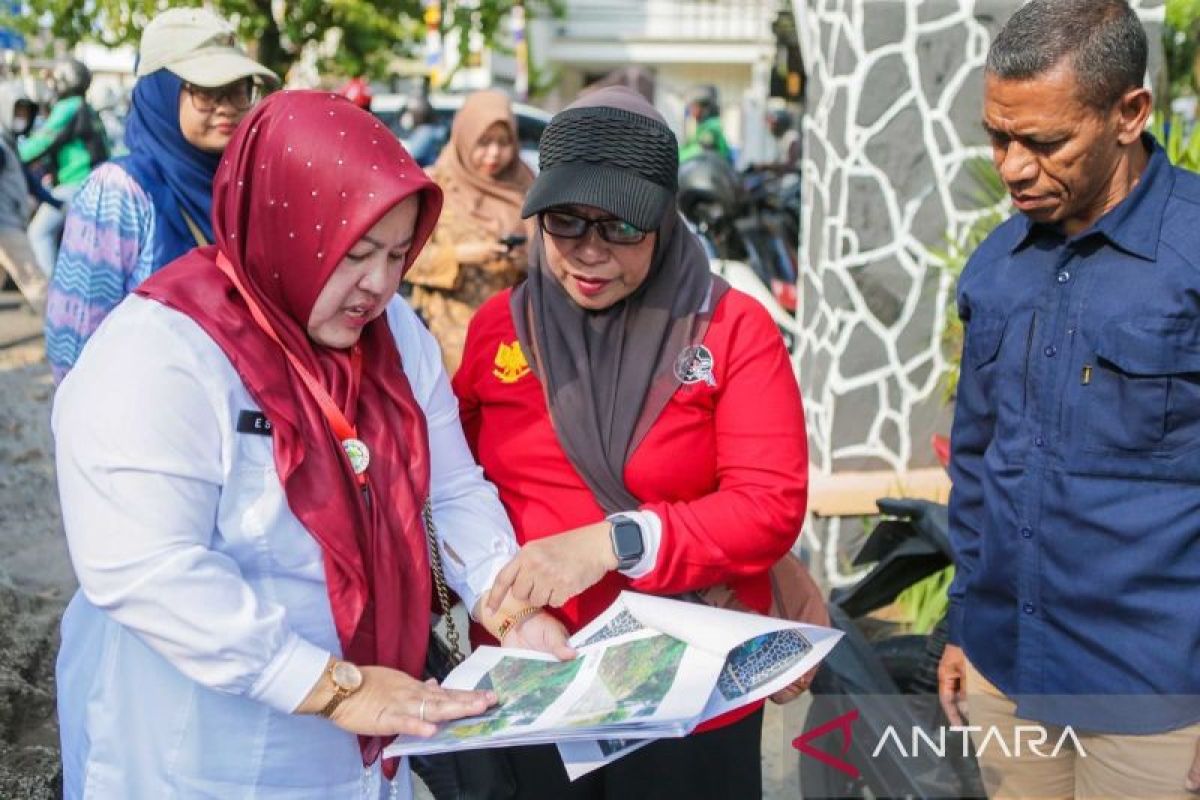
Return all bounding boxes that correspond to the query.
[0,291,806,798]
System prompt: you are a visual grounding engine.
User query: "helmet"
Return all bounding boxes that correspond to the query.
[765,107,793,133]
[50,58,92,99]
[677,152,742,227]
[0,81,36,137]
[340,76,372,110]
[685,84,720,121]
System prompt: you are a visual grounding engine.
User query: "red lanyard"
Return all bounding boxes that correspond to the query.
[215,253,370,486]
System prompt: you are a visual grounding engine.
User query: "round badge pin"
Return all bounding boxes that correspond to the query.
[342,438,370,474]
[674,344,717,387]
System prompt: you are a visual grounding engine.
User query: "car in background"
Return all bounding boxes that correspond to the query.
[371,93,551,172]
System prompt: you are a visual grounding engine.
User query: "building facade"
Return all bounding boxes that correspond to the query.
[527,0,786,162]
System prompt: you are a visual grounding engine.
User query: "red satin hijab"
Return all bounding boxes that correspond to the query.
[136,90,444,770]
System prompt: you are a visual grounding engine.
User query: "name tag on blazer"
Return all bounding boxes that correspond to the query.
[236,410,273,436]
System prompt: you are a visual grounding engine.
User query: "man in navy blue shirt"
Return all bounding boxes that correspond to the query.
[937,1,1200,796]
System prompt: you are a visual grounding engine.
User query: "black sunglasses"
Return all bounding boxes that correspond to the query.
[539,209,647,245]
[183,79,258,113]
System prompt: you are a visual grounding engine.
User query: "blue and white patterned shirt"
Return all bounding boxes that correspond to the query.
[44,162,157,382]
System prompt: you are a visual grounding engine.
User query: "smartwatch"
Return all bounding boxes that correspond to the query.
[609,514,645,571]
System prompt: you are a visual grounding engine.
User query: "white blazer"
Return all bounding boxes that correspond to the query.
[53,294,517,799]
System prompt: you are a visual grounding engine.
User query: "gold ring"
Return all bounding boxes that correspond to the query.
[419,698,427,722]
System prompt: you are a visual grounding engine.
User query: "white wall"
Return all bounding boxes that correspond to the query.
[528,0,778,163]
[550,0,774,45]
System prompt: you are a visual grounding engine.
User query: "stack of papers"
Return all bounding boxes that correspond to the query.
[385,591,841,778]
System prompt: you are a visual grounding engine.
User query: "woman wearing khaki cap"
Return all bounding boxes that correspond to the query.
[44,7,278,383]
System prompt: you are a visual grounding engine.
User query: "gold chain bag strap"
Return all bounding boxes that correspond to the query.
[413,502,519,797]
[423,499,464,665]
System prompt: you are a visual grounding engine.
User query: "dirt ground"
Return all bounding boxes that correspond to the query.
[0,299,69,799]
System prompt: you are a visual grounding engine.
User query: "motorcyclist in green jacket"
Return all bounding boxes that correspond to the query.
[679,85,732,164]
[20,58,110,276]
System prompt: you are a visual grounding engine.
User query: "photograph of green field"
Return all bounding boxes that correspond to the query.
[563,634,686,725]
[432,655,585,742]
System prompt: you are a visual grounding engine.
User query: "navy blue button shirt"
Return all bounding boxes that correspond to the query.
[949,136,1200,733]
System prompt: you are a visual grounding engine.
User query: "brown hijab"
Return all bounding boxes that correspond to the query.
[432,89,533,237]
[512,87,728,513]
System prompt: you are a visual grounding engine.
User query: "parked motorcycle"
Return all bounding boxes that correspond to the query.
[799,498,985,799]
[678,153,801,352]
[738,166,800,310]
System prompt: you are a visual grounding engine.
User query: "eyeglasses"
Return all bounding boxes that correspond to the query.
[539,210,647,245]
[183,80,257,113]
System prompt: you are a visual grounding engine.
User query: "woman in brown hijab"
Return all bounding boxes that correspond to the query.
[404,90,534,372]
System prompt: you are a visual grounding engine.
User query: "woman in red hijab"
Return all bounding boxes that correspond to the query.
[52,90,569,798]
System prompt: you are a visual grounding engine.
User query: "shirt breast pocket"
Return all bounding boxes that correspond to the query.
[966,315,1006,370]
[224,434,323,573]
[966,312,1036,462]
[965,312,1024,417]
[1079,322,1200,471]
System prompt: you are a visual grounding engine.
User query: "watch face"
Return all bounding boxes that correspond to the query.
[612,519,644,563]
[331,661,363,691]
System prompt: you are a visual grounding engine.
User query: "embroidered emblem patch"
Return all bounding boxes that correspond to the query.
[674,344,717,387]
[493,340,531,384]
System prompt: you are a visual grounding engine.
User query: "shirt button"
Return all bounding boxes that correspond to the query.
[1034,435,1045,447]
[1022,602,1036,615]
[1057,270,1071,284]
[1044,345,1057,357]
[1020,527,1033,539]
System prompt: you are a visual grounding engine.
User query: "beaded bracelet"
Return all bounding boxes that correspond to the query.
[496,607,542,641]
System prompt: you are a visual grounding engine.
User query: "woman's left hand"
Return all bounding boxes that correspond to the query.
[499,611,577,661]
[768,666,817,704]
[485,521,617,612]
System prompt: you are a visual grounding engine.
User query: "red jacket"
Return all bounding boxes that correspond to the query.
[453,287,809,727]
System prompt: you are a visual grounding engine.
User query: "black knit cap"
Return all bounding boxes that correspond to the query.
[522,90,679,232]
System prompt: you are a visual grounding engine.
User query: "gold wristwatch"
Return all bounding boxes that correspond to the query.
[318,660,364,719]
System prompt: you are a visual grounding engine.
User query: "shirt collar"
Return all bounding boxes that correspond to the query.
[1010,133,1173,260]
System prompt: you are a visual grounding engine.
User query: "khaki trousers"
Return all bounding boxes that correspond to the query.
[965,660,1200,799]
[0,227,46,315]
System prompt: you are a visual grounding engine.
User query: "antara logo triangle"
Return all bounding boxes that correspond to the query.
[792,708,861,779]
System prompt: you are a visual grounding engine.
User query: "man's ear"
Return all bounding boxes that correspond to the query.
[1115,86,1152,146]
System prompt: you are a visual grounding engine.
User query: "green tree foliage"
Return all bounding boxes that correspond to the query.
[1162,0,1200,113]
[1166,0,1200,31]
[1150,115,1200,171]
[3,0,562,84]
[932,158,1009,401]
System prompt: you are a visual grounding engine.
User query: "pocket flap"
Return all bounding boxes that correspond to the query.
[1091,322,1200,376]
[966,315,1006,368]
